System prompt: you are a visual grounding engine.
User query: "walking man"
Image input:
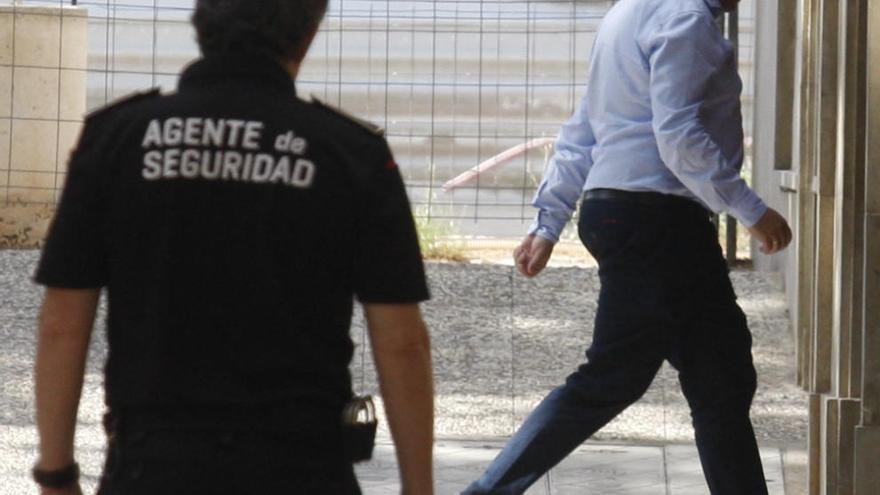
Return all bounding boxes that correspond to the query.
[31,1,434,494]
[464,0,791,493]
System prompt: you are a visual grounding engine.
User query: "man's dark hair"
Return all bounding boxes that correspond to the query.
[192,0,329,59]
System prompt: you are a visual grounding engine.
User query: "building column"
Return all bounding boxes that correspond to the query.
[854,1,880,494]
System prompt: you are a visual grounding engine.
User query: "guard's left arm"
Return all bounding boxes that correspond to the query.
[34,288,99,478]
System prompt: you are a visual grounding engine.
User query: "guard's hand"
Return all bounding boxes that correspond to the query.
[41,484,82,495]
[747,208,792,255]
[514,234,555,278]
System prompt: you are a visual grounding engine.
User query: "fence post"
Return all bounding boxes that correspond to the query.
[726,7,739,266]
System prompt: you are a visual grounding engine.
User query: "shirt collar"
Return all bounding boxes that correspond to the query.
[178,54,297,96]
[703,0,723,17]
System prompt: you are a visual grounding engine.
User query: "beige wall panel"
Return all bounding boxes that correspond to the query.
[798,197,817,389]
[809,393,822,495]
[60,13,88,71]
[821,397,839,495]
[59,69,86,121]
[800,0,831,398]
[56,121,82,168]
[787,188,801,347]
[795,0,819,391]
[0,119,9,177]
[7,170,57,191]
[12,10,60,69]
[862,214,880,424]
[817,0,840,197]
[833,0,868,399]
[812,199,834,393]
[868,161,880,214]
[775,0,798,171]
[815,0,841,394]
[838,399,861,495]
[869,0,880,217]
[853,426,880,495]
[10,120,57,173]
[865,0,880,426]
[0,13,11,66]
[2,5,87,203]
[12,67,60,120]
[1,187,55,203]
[830,192,853,398]
[0,66,10,119]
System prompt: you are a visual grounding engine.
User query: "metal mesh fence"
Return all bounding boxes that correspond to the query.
[2,0,757,240]
[0,0,766,460]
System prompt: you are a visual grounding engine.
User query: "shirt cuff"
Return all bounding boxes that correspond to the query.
[526,211,568,243]
[727,190,768,228]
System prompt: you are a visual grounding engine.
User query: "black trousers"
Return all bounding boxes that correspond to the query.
[96,416,361,495]
[464,195,767,494]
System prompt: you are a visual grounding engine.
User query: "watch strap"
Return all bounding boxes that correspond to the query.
[32,462,80,488]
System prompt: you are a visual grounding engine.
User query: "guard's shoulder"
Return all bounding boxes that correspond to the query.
[309,96,386,138]
[85,88,161,123]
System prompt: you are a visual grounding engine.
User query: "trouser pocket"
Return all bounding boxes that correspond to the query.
[578,199,654,263]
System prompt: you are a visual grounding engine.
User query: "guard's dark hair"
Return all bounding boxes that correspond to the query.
[192,0,329,59]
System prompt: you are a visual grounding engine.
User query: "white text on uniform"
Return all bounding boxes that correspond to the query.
[140,117,315,189]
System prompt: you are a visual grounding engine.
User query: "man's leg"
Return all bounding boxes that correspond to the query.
[463,200,672,495]
[461,340,664,494]
[667,227,768,495]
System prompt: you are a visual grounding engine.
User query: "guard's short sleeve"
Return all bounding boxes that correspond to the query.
[34,121,108,288]
[353,147,430,303]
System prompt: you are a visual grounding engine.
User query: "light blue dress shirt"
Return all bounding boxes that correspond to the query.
[528,0,767,242]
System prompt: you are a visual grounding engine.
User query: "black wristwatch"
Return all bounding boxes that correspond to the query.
[32,462,80,488]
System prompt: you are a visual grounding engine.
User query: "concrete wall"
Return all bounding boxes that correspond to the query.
[0,5,88,204]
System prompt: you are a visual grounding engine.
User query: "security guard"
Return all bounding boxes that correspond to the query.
[31,1,434,494]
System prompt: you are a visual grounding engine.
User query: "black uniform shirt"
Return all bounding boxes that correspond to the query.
[35,55,430,416]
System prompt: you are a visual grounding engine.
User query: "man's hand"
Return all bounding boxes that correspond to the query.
[514,235,555,278]
[747,208,792,255]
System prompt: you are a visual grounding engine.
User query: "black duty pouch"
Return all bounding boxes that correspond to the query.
[342,395,377,463]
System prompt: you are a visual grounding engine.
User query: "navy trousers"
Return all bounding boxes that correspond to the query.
[464,197,768,494]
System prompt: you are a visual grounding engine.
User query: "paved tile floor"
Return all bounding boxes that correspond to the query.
[356,437,785,495]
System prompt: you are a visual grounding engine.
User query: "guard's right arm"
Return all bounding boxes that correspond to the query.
[32,104,111,495]
[34,289,98,495]
[365,303,434,495]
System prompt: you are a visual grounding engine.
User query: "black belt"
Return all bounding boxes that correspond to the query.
[583,188,707,212]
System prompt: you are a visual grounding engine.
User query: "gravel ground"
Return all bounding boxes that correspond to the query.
[0,249,807,493]
[352,260,807,446]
